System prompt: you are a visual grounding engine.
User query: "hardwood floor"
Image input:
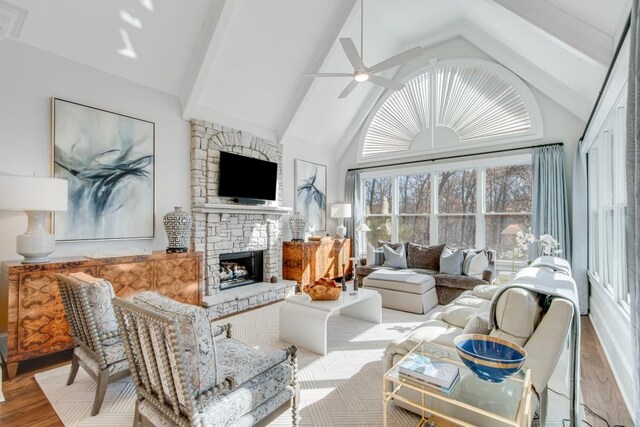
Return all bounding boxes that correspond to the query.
[0,317,634,426]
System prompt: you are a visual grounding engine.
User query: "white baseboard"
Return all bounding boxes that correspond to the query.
[589,282,636,423]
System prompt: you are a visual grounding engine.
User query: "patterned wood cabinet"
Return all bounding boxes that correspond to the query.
[283,239,352,288]
[0,251,203,377]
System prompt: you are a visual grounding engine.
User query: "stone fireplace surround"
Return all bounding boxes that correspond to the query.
[189,119,295,318]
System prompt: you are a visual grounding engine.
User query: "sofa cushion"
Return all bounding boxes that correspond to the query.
[492,288,542,342]
[434,273,487,290]
[442,304,477,328]
[356,265,393,278]
[68,272,118,341]
[363,270,435,294]
[382,244,408,268]
[472,284,500,300]
[406,243,446,270]
[440,247,463,274]
[406,319,464,348]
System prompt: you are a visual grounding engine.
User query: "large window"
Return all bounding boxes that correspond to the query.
[484,165,532,261]
[586,97,628,312]
[361,156,532,261]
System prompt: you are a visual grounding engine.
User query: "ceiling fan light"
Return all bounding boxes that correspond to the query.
[354,72,369,82]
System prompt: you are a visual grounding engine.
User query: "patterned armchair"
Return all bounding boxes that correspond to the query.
[55,273,130,416]
[112,292,299,427]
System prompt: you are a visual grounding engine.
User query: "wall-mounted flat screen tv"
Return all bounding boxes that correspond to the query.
[218,151,278,201]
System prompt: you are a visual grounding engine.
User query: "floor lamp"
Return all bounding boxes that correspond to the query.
[355,222,371,260]
[501,224,522,272]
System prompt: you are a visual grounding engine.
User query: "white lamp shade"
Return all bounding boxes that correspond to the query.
[501,224,523,235]
[330,203,352,219]
[0,176,68,211]
[355,223,371,232]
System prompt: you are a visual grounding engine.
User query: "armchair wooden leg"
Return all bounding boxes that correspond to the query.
[91,369,110,416]
[66,353,80,386]
[290,346,300,426]
[132,400,141,427]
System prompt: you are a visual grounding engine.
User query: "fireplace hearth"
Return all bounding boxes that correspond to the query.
[219,250,264,290]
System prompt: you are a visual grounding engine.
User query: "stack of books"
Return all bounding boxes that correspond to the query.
[398,353,460,394]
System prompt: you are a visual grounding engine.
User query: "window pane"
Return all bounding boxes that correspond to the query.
[365,216,391,245]
[485,165,532,213]
[437,215,475,248]
[438,169,476,213]
[399,216,430,244]
[485,214,532,260]
[364,177,393,215]
[399,174,431,214]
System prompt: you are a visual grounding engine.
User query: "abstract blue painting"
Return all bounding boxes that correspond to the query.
[295,159,326,232]
[52,98,155,241]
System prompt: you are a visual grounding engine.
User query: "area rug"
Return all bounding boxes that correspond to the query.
[35,302,571,426]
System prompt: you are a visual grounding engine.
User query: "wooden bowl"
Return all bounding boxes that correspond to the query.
[303,279,342,301]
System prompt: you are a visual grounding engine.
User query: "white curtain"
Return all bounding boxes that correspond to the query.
[344,170,362,256]
[626,0,640,421]
[572,141,589,314]
[532,145,571,261]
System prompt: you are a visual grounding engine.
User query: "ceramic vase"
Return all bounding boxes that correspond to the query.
[289,212,306,242]
[163,207,192,253]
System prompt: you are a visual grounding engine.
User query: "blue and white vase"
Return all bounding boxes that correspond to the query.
[289,212,306,242]
[163,207,192,253]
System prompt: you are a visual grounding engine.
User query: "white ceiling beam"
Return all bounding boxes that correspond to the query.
[489,0,612,69]
[276,0,358,144]
[0,0,27,39]
[192,105,277,142]
[179,0,237,121]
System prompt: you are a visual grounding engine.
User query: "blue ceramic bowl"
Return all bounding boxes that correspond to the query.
[453,334,527,383]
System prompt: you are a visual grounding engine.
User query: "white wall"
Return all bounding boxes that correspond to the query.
[336,38,585,208]
[0,39,191,262]
[281,135,339,241]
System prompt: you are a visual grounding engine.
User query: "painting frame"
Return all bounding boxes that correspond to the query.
[294,159,327,233]
[51,97,156,242]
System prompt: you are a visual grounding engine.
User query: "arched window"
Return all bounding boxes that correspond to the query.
[360,59,543,161]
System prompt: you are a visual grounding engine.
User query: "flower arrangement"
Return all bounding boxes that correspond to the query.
[516,231,562,260]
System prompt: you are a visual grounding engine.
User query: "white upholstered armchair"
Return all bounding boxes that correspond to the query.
[113,292,299,427]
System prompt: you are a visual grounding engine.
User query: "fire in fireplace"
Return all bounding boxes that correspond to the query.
[219,250,263,290]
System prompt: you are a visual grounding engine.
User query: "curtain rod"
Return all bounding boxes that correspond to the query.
[580,13,631,141]
[346,142,563,172]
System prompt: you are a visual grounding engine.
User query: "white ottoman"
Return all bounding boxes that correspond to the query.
[363,270,438,314]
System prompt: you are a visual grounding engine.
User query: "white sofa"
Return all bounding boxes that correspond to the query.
[384,266,575,426]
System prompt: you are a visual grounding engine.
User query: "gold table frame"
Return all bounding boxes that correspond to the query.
[382,341,533,427]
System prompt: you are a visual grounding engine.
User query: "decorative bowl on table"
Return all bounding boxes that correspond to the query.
[453,334,527,383]
[303,278,342,301]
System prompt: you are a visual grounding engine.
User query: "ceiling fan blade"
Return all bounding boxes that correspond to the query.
[302,73,353,78]
[339,38,364,69]
[338,80,359,98]
[368,46,423,74]
[368,75,404,91]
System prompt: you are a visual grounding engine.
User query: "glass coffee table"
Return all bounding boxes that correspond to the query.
[383,341,533,427]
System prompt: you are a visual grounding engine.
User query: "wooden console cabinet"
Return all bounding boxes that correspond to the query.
[283,238,352,288]
[0,251,203,378]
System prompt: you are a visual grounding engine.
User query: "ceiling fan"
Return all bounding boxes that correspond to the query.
[303,0,423,98]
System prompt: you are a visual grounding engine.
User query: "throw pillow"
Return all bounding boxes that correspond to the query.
[382,244,408,268]
[462,300,492,335]
[68,272,118,341]
[406,243,446,270]
[464,251,489,278]
[367,243,385,266]
[462,252,477,276]
[439,247,464,275]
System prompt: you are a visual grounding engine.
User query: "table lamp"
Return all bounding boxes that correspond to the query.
[0,176,68,263]
[501,224,522,272]
[355,222,371,258]
[330,203,352,238]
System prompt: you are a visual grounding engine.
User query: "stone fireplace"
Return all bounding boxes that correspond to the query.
[219,250,263,290]
[189,119,295,318]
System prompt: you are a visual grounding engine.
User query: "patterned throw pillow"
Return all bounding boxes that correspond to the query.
[462,301,492,335]
[462,251,489,277]
[367,243,385,266]
[439,247,464,275]
[382,244,408,268]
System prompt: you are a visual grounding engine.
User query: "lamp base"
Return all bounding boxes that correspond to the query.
[336,224,346,238]
[17,211,55,264]
[17,233,55,263]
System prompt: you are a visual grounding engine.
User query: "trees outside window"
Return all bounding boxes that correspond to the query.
[363,177,392,244]
[398,174,431,244]
[437,169,476,248]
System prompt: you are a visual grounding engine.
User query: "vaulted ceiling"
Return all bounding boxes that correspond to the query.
[4,0,631,158]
